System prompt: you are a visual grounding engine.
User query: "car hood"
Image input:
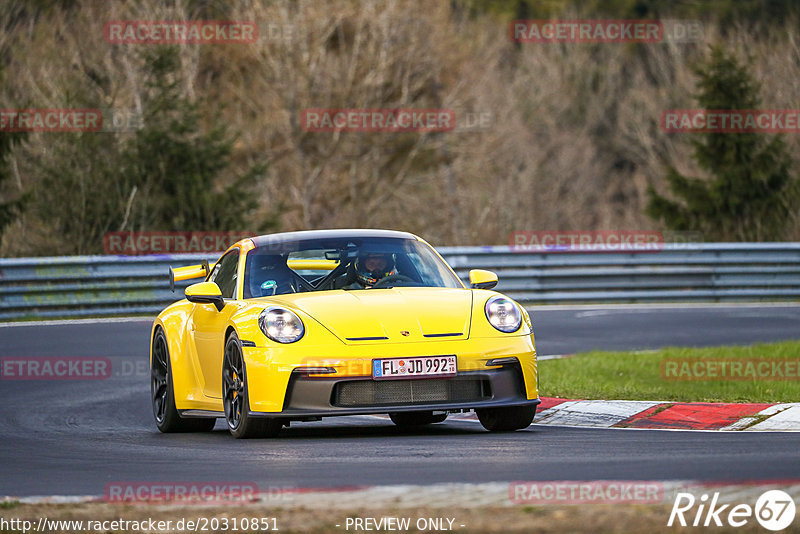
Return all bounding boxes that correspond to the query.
[272,288,473,344]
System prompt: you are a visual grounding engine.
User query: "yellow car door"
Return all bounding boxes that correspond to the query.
[190,250,240,399]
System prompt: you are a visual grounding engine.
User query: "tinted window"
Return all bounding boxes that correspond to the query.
[243,237,462,294]
[210,251,239,299]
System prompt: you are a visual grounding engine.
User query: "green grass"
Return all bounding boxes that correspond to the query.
[0,500,19,509]
[539,340,800,403]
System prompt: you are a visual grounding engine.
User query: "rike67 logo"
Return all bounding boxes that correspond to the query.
[669,490,796,531]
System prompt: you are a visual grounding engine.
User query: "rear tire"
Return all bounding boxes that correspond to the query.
[476,405,536,432]
[223,332,282,439]
[389,411,447,427]
[151,328,216,433]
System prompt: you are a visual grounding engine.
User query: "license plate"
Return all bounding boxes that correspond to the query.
[372,355,457,380]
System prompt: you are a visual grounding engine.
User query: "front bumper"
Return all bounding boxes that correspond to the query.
[248,365,539,419]
[241,334,539,413]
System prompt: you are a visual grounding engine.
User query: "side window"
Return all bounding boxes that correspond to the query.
[210,251,240,299]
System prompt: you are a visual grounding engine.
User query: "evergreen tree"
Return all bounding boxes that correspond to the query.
[0,131,27,238]
[647,45,799,241]
[0,65,27,239]
[123,47,263,231]
[32,46,267,254]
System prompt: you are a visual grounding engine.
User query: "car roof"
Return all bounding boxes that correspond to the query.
[250,229,419,248]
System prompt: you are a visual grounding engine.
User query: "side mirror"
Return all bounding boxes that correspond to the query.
[469,269,498,290]
[185,281,225,311]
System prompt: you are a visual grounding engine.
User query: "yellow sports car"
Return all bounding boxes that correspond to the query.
[151,229,539,438]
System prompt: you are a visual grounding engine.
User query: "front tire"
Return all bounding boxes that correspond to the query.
[151,328,216,433]
[476,405,536,432]
[223,332,282,439]
[389,411,447,427]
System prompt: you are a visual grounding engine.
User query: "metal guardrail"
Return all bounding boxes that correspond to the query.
[1,243,799,320]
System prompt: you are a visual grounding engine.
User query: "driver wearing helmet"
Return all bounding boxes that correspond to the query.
[353,251,396,288]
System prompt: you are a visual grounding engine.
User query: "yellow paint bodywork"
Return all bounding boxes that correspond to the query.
[171,263,214,283]
[286,259,338,271]
[152,237,538,415]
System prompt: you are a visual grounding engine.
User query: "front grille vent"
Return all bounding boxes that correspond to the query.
[333,378,490,407]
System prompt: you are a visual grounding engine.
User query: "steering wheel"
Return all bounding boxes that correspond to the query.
[371,273,416,288]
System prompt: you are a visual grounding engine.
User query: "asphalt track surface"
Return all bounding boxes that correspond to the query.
[1,305,799,497]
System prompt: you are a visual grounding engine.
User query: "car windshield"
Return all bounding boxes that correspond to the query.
[242,236,462,298]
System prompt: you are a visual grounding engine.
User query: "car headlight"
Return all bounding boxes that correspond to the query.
[484,295,522,333]
[259,307,305,343]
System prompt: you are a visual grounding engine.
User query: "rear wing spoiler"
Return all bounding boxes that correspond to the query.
[168,258,339,292]
[286,259,338,271]
[169,260,215,292]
